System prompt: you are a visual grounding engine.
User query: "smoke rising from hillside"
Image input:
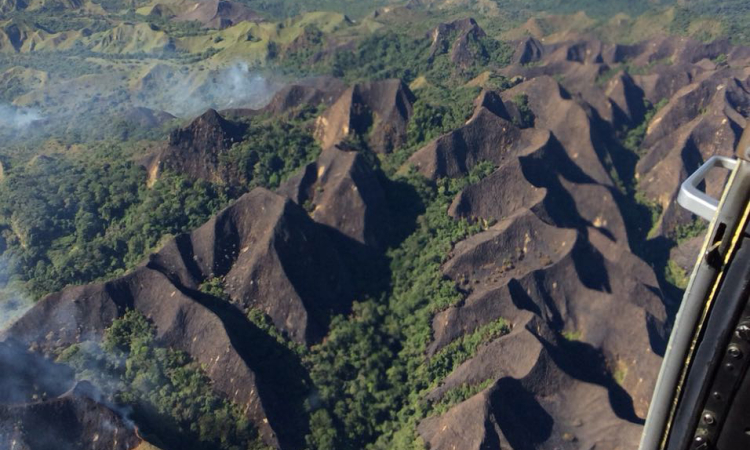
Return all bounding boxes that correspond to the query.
[0,61,283,145]
[165,62,278,117]
[0,337,137,450]
[0,61,283,319]
[0,258,32,332]
[0,291,31,332]
[0,104,43,129]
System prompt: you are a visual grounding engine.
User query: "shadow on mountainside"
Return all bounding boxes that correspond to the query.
[545,336,645,425]
[168,286,312,450]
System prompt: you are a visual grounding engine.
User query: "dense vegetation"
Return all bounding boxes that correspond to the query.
[0,112,320,299]
[4,0,749,448]
[58,310,269,450]
[331,29,512,84]
[0,153,230,298]
[239,0,749,43]
[668,1,750,44]
[303,161,501,449]
[222,112,322,189]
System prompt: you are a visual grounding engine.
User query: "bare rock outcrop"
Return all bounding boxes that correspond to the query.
[604,71,647,126]
[0,381,144,450]
[147,108,244,184]
[420,321,644,450]
[410,53,674,448]
[223,76,347,119]
[636,69,750,235]
[0,342,144,450]
[512,36,545,65]
[314,79,415,154]
[495,33,750,238]
[448,157,547,222]
[2,188,355,448]
[500,76,616,186]
[428,18,487,70]
[278,145,390,249]
[264,77,347,116]
[407,100,551,179]
[422,204,664,449]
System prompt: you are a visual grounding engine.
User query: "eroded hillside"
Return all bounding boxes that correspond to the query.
[2,2,750,450]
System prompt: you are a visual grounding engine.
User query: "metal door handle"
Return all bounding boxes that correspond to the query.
[677,156,738,221]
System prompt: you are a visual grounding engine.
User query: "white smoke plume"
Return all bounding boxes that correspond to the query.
[0,290,31,332]
[210,62,278,110]
[0,60,283,145]
[0,337,138,450]
[138,62,281,118]
[0,104,43,129]
[0,257,32,332]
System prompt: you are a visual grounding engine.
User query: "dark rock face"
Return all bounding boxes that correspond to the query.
[407,97,551,179]
[264,77,347,116]
[419,317,644,450]
[603,36,733,67]
[3,24,24,52]
[398,35,724,449]
[2,188,354,449]
[0,342,142,450]
[604,71,647,127]
[0,386,143,450]
[428,18,486,70]
[416,138,666,450]
[314,79,415,153]
[204,189,354,343]
[0,340,75,405]
[472,89,511,120]
[512,36,545,65]
[410,33,750,450]
[148,108,244,184]
[448,158,546,223]
[497,34,750,237]
[278,145,391,249]
[635,69,750,236]
[174,0,262,29]
[501,76,617,186]
[633,63,704,104]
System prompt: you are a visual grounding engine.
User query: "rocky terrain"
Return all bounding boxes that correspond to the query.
[146,108,246,184]
[2,185,366,447]
[409,31,750,449]
[0,340,146,450]
[2,1,750,449]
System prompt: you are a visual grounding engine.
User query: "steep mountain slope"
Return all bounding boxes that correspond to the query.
[405,31,750,450]
[314,78,416,153]
[406,86,667,447]
[0,382,144,450]
[147,108,245,184]
[223,76,347,118]
[278,144,392,249]
[0,341,146,450]
[1,188,360,448]
[4,2,750,449]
